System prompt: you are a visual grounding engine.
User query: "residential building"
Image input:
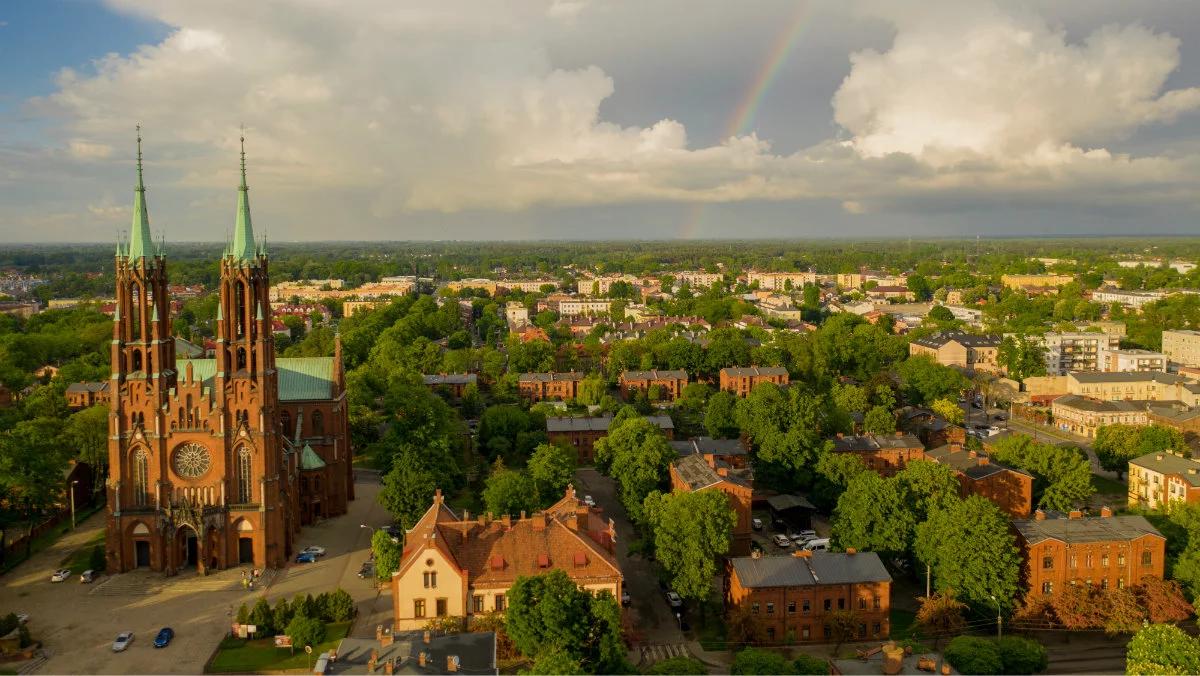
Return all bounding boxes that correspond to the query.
[830,433,926,477]
[726,550,892,644]
[1026,331,1120,375]
[1011,510,1166,596]
[670,436,751,469]
[1066,371,1200,405]
[423,374,478,398]
[1100,347,1167,373]
[558,298,613,317]
[618,369,688,401]
[908,332,1002,373]
[577,275,639,295]
[748,271,816,291]
[676,271,724,289]
[444,278,499,295]
[498,279,558,293]
[1145,402,1200,437]
[1091,287,1168,310]
[0,301,40,318]
[343,301,385,317]
[1051,395,1148,438]
[1162,330,1200,368]
[759,295,806,321]
[66,381,110,409]
[867,286,916,302]
[517,372,584,402]
[504,302,529,330]
[719,366,789,396]
[1128,451,1200,510]
[923,447,1033,517]
[1000,273,1074,291]
[546,415,675,464]
[392,487,622,631]
[670,453,753,555]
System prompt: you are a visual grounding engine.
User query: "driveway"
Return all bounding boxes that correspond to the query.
[0,473,388,674]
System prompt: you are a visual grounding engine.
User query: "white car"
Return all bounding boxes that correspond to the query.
[15,614,28,625]
[50,569,71,583]
[112,631,135,652]
[583,495,596,507]
[665,591,683,608]
[301,546,327,557]
[772,534,792,548]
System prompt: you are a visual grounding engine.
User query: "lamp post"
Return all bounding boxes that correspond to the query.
[990,594,1002,639]
[70,480,79,530]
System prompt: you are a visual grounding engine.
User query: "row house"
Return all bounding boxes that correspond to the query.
[908,332,1002,373]
[718,366,789,396]
[392,487,622,631]
[1128,451,1200,510]
[1066,371,1200,405]
[1011,509,1165,596]
[669,453,753,556]
[517,372,584,402]
[923,447,1033,517]
[726,550,892,644]
[831,432,925,477]
[619,370,689,401]
[1050,395,1148,438]
[546,415,675,464]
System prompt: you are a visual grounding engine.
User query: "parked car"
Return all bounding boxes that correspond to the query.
[772,534,792,548]
[382,525,402,543]
[993,413,1007,420]
[357,562,375,579]
[621,591,631,607]
[50,569,71,583]
[80,569,96,583]
[796,529,817,540]
[583,495,596,508]
[751,518,763,531]
[804,538,830,552]
[153,627,174,648]
[112,632,135,652]
[295,552,318,564]
[665,591,683,608]
[301,546,327,557]
[15,614,28,625]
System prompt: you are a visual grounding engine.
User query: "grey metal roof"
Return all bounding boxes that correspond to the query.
[545,415,674,433]
[518,372,584,382]
[1011,514,1164,545]
[766,494,816,511]
[671,436,747,456]
[832,433,923,453]
[719,366,788,377]
[672,454,723,491]
[66,381,108,393]
[1130,451,1200,487]
[730,551,891,589]
[423,373,477,386]
[924,447,1030,480]
[1069,371,1187,385]
[910,331,1000,349]
[1052,395,1146,413]
[620,369,688,380]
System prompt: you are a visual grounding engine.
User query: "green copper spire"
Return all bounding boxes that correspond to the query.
[127,126,153,262]
[228,131,257,263]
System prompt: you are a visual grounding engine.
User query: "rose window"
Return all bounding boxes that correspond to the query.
[173,442,211,478]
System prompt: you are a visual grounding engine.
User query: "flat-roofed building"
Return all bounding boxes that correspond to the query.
[923,447,1033,517]
[726,550,892,644]
[1128,450,1200,510]
[748,271,816,291]
[1066,371,1200,406]
[558,298,613,318]
[1051,395,1149,438]
[1091,287,1168,310]
[719,366,789,396]
[619,369,688,401]
[831,432,925,477]
[546,415,675,464]
[1024,331,1120,375]
[909,332,1002,373]
[1011,510,1165,597]
[518,372,584,402]
[1162,330,1200,368]
[676,271,724,289]
[1001,273,1074,291]
[1100,347,1167,373]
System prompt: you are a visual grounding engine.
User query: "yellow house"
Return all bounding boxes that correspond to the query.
[391,487,623,631]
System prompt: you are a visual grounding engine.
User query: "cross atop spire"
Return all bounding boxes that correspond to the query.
[228,127,258,263]
[126,125,154,262]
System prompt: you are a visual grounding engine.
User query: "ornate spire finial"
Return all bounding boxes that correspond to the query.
[135,124,144,191]
[229,127,256,262]
[239,124,247,190]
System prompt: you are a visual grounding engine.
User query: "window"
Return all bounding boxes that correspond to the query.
[1042,581,1053,595]
[858,624,867,638]
[495,594,505,611]
[281,410,292,436]
[787,601,796,614]
[311,411,324,436]
[802,600,810,614]
[838,598,845,610]
[1142,551,1153,567]
[751,602,759,614]
[1102,554,1109,567]
[423,571,437,588]
[823,625,832,639]
[1118,553,1126,566]
[1118,578,1125,589]
[1101,578,1109,590]
[766,603,774,615]
[132,449,149,507]
[766,627,775,641]
[823,599,831,611]
[413,600,426,618]
[237,447,253,503]
[1042,556,1054,570]
[1086,554,1093,568]
[1070,555,1077,568]
[873,622,881,636]
[436,599,447,617]
[873,596,881,610]
[473,595,484,613]
[858,598,866,610]
[802,626,810,640]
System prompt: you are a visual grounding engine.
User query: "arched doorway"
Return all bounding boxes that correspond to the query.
[235,519,255,565]
[175,525,200,572]
[130,522,151,568]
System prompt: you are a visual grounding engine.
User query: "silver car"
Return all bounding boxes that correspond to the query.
[112,631,134,652]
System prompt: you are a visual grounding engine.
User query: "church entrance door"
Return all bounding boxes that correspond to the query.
[134,540,150,567]
[238,537,254,564]
[176,525,200,571]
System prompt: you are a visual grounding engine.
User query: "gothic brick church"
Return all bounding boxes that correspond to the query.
[105,134,353,574]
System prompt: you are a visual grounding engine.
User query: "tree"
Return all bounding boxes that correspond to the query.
[944,636,1002,675]
[62,404,110,480]
[372,529,403,581]
[379,452,438,529]
[988,434,1094,511]
[832,472,914,556]
[1137,576,1195,623]
[927,305,955,322]
[862,406,895,434]
[1095,424,1185,480]
[483,464,538,517]
[645,656,707,675]
[594,417,675,523]
[236,603,250,624]
[522,647,583,675]
[643,490,735,601]
[898,356,970,405]
[1049,580,1105,629]
[996,335,1047,383]
[731,648,797,675]
[577,373,606,406]
[322,588,356,622]
[996,636,1048,674]
[791,653,829,675]
[248,598,275,635]
[915,592,966,649]
[929,398,964,425]
[831,383,869,415]
[89,544,106,572]
[704,390,739,439]
[505,570,627,673]
[826,609,858,656]
[285,615,326,650]
[914,496,1020,609]
[895,460,961,522]
[526,444,577,505]
[1126,624,1200,675]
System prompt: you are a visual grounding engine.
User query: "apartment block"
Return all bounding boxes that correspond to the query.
[1050,395,1149,438]
[1001,273,1074,291]
[748,271,816,291]
[1066,372,1200,405]
[1128,451,1200,510]
[1091,287,1168,310]
[726,550,892,644]
[558,298,613,317]
[422,373,478,399]
[619,369,689,401]
[1100,347,1167,373]
[1162,330,1200,368]
[576,275,639,295]
[676,271,724,288]
[908,332,1002,373]
[719,366,789,396]
[1025,331,1120,375]
[830,432,926,477]
[517,372,584,402]
[1011,510,1165,596]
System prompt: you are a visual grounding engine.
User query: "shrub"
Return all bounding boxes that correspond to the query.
[731,648,797,675]
[235,603,250,625]
[285,615,326,650]
[792,653,830,675]
[272,599,294,633]
[323,588,356,622]
[89,545,106,572]
[247,598,274,635]
[944,636,1002,675]
[996,636,1048,674]
[644,656,707,674]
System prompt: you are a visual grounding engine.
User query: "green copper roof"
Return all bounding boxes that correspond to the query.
[228,134,257,263]
[299,444,326,470]
[175,357,334,401]
[127,128,154,262]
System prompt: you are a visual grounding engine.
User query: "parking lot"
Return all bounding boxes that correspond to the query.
[0,474,390,674]
[748,509,831,557]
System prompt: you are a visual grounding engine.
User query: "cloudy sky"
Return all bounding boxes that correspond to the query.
[2,0,1200,242]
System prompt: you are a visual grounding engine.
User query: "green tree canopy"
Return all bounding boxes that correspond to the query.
[1094,424,1186,480]
[643,490,735,601]
[594,416,675,524]
[526,443,577,505]
[915,496,1020,610]
[704,389,740,439]
[898,355,970,405]
[1126,624,1200,676]
[504,570,627,674]
[832,472,915,556]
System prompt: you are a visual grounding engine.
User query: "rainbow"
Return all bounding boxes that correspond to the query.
[678,2,814,238]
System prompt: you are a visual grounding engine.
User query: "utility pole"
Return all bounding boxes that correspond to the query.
[70,480,79,530]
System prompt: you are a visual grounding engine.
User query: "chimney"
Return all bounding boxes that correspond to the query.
[717,467,729,477]
[434,488,443,505]
[423,630,431,645]
[532,512,547,531]
[1101,506,1113,518]
[565,483,576,501]
[576,506,590,533]
[520,510,526,520]
[417,652,426,668]
[566,513,579,530]
[447,655,460,673]
[1068,510,1083,520]
[1034,509,1046,521]
[846,547,857,555]
[978,456,989,466]
[462,509,470,522]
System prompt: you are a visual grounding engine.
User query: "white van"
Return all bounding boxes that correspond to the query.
[803,538,830,552]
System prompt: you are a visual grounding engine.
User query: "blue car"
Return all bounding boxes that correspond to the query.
[295,552,318,564]
[153,627,174,648]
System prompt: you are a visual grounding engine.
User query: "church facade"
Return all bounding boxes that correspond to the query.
[105,134,353,574]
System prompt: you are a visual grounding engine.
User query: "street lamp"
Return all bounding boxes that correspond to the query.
[990,594,1001,639]
[70,480,79,530]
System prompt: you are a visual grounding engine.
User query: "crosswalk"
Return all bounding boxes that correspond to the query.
[639,643,691,665]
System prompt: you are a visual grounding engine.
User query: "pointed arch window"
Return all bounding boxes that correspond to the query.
[311,410,324,436]
[237,447,253,503]
[281,410,292,437]
[132,449,149,507]
[130,282,142,341]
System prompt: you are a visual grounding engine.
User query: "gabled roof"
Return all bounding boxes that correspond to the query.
[299,444,326,470]
[832,433,923,453]
[518,372,584,382]
[545,415,674,433]
[730,551,891,589]
[175,357,336,401]
[1011,514,1163,545]
[1129,451,1200,487]
[620,369,688,380]
[719,366,788,377]
[423,373,477,386]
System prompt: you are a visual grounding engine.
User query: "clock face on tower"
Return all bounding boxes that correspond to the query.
[173,442,212,479]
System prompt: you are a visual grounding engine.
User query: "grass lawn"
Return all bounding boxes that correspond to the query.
[889,609,917,640]
[206,621,351,673]
[59,530,106,573]
[0,503,105,576]
[1091,474,1127,497]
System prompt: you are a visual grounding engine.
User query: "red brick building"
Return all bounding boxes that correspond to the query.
[66,381,110,409]
[422,373,477,399]
[923,446,1033,518]
[546,415,674,464]
[669,453,753,556]
[517,372,584,402]
[830,433,925,477]
[726,550,892,644]
[104,138,351,575]
[619,369,688,401]
[1011,509,1166,596]
[718,366,789,397]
